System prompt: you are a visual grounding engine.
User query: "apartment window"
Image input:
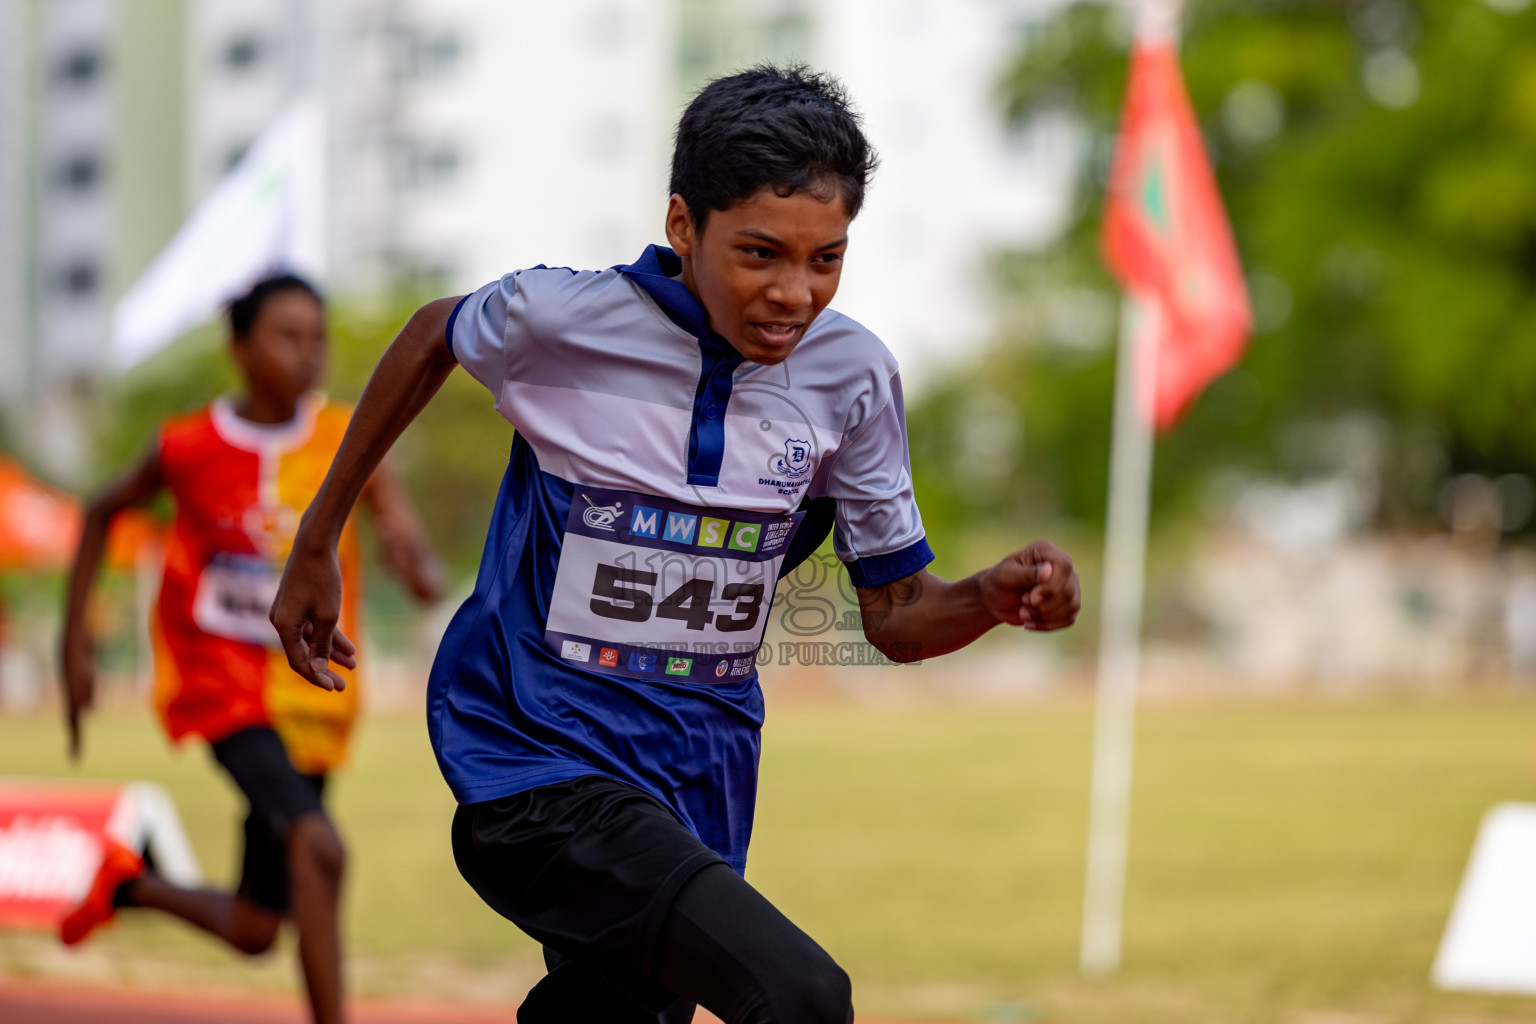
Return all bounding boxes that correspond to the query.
[423,145,459,181]
[224,140,253,171]
[55,153,104,192]
[55,48,105,88]
[393,140,461,189]
[222,34,264,73]
[395,27,461,78]
[414,31,461,76]
[55,260,99,299]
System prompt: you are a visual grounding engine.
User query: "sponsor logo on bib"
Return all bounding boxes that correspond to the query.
[582,495,623,531]
[630,506,663,539]
[665,657,692,676]
[561,640,591,662]
[664,513,698,544]
[697,517,729,548]
[727,522,761,553]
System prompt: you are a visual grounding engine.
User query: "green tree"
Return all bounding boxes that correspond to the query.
[911,0,1536,562]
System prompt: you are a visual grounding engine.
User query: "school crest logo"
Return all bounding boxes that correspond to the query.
[768,438,813,479]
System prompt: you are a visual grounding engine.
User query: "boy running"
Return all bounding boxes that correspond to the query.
[273,67,1080,1023]
[60,274,443,1024]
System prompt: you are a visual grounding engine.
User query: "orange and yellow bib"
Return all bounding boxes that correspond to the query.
[153,394,360,774]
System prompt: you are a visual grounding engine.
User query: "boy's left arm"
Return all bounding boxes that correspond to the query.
[361,461,445,604]
[856,540,1080,663]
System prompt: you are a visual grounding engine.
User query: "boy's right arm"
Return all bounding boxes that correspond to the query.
[271,295,462,692]
[61,444,164,760]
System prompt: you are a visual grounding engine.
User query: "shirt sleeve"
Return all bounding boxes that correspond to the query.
[821,370,934,588]
[446,275,518,403]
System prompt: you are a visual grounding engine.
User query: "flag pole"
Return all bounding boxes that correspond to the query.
[1079,0,1186,976]
[1080,295,1157,976]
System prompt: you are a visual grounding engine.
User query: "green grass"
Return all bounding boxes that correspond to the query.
[6,695,1536,1022]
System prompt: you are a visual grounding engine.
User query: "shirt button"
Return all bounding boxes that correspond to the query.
[705,404,719,419]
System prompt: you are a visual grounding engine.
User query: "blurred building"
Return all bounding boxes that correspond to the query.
[2,0,676,479]
[0,0,184,479]
[0,2,30,431]
[362,1,677,289]
[0,0,1070,479]
[181,0,676,292]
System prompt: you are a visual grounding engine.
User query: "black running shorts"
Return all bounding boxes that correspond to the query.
[455,775,854,1023]
[209,726,327,912]
[452,775,725,1006]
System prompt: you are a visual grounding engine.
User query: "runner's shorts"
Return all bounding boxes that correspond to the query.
[451,774,727,1003]
[209,726,327,911]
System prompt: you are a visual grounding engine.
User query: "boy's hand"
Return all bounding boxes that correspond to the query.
[271,543,359,691]
[377,520,446,604]
[60,631,95,761]
[365,461,446,605]
[978,540,1080,632]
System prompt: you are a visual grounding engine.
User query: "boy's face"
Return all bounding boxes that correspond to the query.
[665,186,850,365]
[230,289,328,406]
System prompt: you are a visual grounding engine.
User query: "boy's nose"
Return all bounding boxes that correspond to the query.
[766,268,812,309]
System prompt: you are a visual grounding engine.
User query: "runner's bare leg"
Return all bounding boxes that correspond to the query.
[121,873,282,954]
[288,811,347,1024]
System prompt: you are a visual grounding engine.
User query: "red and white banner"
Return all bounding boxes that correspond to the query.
[0,778,201,928]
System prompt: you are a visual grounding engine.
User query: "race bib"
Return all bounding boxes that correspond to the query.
[545,485,802,685]
[192,553,283,648]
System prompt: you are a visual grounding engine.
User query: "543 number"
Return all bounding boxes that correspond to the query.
[589,564,763,632]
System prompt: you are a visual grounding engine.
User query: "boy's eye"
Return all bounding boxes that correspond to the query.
[813,252,843,265]
[741,246,775,260]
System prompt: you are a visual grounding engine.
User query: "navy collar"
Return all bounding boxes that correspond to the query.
[618,245,741,362]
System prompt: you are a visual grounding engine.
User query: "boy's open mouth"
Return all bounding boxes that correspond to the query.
[750,322,802,346]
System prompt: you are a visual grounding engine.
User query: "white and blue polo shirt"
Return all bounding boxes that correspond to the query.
[428,244,933,872]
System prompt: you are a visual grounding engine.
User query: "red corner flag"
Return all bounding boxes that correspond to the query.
[1102,37,1251,432]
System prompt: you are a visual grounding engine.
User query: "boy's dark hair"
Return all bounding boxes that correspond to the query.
[670,64,877,231]
[227,273,323,340]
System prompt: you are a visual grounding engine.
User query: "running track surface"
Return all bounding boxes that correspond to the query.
[0,983,664,1023]
[0,984,533,1024]
[0,983,926,1023]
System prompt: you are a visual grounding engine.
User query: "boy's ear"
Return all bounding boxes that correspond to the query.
[227,333,253,372]
[664,194,697,256]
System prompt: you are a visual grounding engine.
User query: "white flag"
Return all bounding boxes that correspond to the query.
[111,98,325,370]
